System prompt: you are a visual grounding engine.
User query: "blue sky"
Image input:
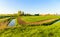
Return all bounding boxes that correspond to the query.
[0,0,60,14]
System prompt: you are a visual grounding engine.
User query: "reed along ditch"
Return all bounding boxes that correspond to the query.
[42,18,60,26]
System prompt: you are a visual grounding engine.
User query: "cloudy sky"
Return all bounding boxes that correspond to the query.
[0,0,60,14]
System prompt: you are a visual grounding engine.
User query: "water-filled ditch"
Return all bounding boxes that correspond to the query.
[8,19,16,26]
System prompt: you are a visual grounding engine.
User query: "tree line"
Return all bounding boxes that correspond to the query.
[18,11,39,16]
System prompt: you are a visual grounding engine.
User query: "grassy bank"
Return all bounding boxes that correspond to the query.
[0,22,60,37]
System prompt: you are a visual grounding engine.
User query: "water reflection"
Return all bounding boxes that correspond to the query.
[8,19,16,26]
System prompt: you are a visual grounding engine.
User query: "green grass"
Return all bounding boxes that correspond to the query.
[0,21,60,37]
[0,17,10,22]
[0,15,60,37]
[21,15,60,22]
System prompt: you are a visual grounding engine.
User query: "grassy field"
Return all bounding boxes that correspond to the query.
[0,15,60,37]
[21,15,60,22]
[0,21,60,37]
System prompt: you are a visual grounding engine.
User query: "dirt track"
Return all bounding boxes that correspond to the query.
[17,17,59,25]
[0,17,59,30]
[17,17,27,24]
[28,18,59,25]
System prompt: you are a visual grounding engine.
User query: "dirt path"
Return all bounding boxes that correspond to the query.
[27,18,59,25]
[17,17,27,24]
[0,17,59,30]
[17,17,59,25]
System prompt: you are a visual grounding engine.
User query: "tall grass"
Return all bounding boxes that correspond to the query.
[0,21,60,37]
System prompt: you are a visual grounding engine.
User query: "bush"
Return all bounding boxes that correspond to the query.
[34,14,39,16]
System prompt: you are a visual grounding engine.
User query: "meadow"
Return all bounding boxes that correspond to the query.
[0,20,60,37]
[0,15,60,37]
[21,15,60,22]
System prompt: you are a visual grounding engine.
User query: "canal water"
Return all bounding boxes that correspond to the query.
[8,19,16,26]
[51,20,60,25]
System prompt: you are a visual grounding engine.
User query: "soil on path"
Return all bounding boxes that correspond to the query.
[17,17,59,25]
[0,17,59,30]
[17,17,27,24]
[28,18,59,25]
